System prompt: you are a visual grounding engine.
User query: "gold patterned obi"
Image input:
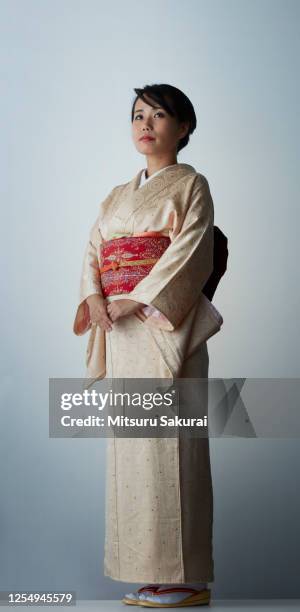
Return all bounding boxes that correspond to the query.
[99,231,171,297]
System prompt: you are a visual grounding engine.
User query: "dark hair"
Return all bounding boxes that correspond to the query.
[131,83,197,153]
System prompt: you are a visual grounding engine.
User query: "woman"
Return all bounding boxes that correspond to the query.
[73,84,223,608]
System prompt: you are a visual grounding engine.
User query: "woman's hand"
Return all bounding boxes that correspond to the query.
[86,294,113,332]
[107,299,146,322]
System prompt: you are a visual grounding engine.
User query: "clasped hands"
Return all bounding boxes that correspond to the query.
[86,294,146,332]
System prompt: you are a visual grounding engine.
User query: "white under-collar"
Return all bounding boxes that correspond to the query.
[139,164,176,188]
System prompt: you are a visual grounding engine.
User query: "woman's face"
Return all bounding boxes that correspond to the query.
[131,97,189,157]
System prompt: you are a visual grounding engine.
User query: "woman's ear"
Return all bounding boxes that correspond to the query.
[179,120,190,139]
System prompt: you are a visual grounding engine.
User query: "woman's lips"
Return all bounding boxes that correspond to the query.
[140,137,155,142]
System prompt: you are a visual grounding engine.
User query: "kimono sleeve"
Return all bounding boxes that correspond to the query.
[128,174,214,331]
[73,214,103,336]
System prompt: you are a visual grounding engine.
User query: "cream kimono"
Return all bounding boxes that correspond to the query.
[73,163,223,583]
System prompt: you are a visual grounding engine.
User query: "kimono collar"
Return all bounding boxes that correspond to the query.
[133,163,196,192]
[104,163,198,229]
[139,164,177,187]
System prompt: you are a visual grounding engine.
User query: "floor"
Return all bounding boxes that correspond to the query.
[2,600,298,611]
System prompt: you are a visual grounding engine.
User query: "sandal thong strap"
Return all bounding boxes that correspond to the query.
[137,585,161,594]
[154,587,201,594]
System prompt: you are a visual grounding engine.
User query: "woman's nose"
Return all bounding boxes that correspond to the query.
[142,119,153,129]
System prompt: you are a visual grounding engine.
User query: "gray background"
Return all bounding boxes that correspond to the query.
[1,0,300,600]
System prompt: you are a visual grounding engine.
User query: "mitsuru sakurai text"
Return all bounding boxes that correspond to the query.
[108,415,208,427]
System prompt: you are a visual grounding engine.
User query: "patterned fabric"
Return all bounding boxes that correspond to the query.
[139,164,176,188]
[99,233,171,297]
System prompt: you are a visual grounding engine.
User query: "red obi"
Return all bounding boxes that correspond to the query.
[99,231,171,297]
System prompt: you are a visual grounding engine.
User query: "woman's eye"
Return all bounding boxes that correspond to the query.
[134,112,164,120]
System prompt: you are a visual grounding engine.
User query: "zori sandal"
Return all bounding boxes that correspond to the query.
[122,585,163,606]
[137,585,211,607]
